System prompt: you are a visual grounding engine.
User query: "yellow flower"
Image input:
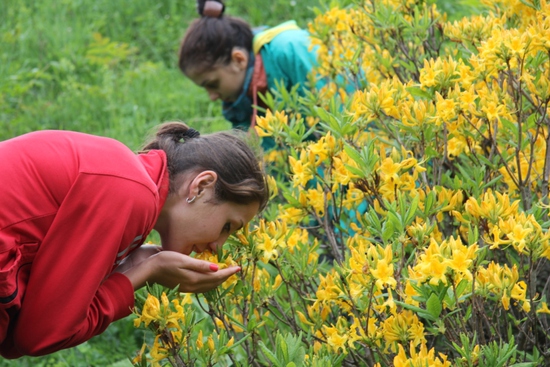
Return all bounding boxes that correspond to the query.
[537,302,550,314]
[306,185,328,216]
[413,239,449,285]
[486,225,510,249]
[256,233,279,262]
[323,325,349,353]
[207,335,215,353]
[308,137,330,162]
[289,154,314,187]
[371,257,396,289]
[164,300,185,329]
[481,100,504,122]
[420,59,441,87]
[502,293,511,310]
[435,92,457,124]
[150,335,169,362]
[370,246,397,289]
[511,281,527,302]
[507,224,532,254]
[196,330,204,349]
[464,190,520,223]
[132,343,147,365]
[378,157,401,181]
[297,311,314,326]
[279,206,305,225]
[315,272,343,303]
[135,294,161,327]
[333,153,357,186]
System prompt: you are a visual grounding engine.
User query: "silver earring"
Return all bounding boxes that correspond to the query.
[186,196,196,204]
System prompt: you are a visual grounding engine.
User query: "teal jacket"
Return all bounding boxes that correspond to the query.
[222,21,322,130]
[260,26,320,98]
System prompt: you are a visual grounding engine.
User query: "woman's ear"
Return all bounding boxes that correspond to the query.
[231,48,249,70]
[189,170,218,198]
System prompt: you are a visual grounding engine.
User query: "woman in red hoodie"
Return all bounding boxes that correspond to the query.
[0,122,268,358]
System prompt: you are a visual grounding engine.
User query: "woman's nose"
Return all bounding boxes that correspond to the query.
[208,233,230,252]
[208,242,218,252]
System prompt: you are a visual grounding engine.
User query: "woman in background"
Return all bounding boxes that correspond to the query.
[178,0,323,135]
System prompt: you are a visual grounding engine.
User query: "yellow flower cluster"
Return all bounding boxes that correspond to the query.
[393,342,451,367]
[382,310,426,353]
[410,236,478,287]
[133,292,192,365]
[255,109,288,138]
[476,262,531,311]
[465,190,550,259]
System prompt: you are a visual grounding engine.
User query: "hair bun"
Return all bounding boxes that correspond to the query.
[199,0,225,18]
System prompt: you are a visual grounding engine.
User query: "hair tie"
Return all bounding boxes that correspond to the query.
[184,128,201,139]
[202,1,224,18]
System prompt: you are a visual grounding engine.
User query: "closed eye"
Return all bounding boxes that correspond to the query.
[204,81,219,89]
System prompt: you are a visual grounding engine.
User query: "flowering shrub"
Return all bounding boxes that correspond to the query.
[133,0,550,365]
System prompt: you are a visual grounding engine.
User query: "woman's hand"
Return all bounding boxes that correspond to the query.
[121,250,240,293]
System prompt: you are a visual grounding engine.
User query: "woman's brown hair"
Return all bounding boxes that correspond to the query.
[142,122,269,211]
[178,0,253,75]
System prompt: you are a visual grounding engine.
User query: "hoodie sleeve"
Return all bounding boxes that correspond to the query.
[11,173,158,357]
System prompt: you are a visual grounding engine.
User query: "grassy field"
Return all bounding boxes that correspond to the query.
[0,0,480,365]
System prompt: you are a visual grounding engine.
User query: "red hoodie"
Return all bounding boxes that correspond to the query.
[0,130,169,358]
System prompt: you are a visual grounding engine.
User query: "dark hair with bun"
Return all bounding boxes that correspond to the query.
[178,0,253,75]
[142,122,269,211]
[196,0,225,17]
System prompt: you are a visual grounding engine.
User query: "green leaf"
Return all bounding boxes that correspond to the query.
[343,143,364,167]
[405,194,420,225]
[259,341,282,367]
[406,85,433,99]
[382,219,395,242]
[276,333,289,361]
[426,293,443,319]
[395,301,437,321]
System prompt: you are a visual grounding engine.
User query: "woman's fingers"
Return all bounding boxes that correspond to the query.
[149,251,241,293]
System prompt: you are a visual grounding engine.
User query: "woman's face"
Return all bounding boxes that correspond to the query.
[185,48,249,103]
[155,171,259,255]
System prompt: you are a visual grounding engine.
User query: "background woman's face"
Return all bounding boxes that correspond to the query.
[185,49,249,103]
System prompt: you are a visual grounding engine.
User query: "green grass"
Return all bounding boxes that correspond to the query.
[0,0,320,364]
